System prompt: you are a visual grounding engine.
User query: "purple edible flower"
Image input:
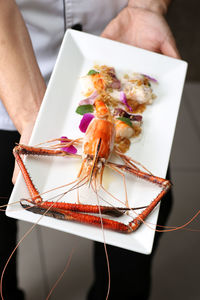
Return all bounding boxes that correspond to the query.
[142,74,158,83]
[108,68,121,89]
[78,90,98,106]
[79,113,95,133]
[108,68,121,90]
[60,136,77,154]
[120,91,133,112]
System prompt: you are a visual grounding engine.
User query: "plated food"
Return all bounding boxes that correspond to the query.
[76,65,157,153]
[12,64,171,235]
[7,29,187,253]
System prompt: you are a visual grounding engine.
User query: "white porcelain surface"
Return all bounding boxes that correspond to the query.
[7,29,187,254]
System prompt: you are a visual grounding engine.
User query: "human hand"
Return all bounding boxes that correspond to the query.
[12,119,38,184]
[101,6,180,59]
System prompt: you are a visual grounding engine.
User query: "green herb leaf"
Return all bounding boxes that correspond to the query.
[117,117,133,128]
[87,69,99,75]
[76,104,94,115]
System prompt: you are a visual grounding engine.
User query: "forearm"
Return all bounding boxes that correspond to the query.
[128,0,172,15]
[0,0,46,134]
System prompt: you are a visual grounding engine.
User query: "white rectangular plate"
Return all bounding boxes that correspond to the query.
[7,29,187,254]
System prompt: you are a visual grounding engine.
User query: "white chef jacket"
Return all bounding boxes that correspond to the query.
[0,0,127,131]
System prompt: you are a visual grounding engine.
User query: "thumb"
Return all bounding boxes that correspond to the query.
[161,38,181,59]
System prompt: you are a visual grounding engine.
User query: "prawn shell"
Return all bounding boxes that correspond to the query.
[83,118,115,160]
[95,99,109,118]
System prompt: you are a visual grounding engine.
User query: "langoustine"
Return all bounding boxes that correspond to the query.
[13,65,171,233]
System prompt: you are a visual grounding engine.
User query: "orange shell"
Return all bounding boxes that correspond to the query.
[83,119,115,160]
[95,100,108,117]
[92,73,105,90]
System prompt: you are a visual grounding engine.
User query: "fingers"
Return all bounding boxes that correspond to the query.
[101,18,119,42]
[101,31,112,40]
[12,161,20,184]
[101,6,181,60]
[161,37,181,59]
[12,121,35,184]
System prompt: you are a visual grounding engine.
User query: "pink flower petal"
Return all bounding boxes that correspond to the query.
[143,74,158,83]
[60,136,77,154]
[108,68,121,89]
[61,145,77,154]
[78,91,98,106]
[60,136,68,143]
[79,113,95,133]
[120,91,133,112]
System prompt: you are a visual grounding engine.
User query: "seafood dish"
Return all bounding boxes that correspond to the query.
[13,65,171,234]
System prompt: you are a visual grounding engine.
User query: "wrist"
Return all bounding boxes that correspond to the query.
[128,0,171,15]
[16,108,40,135]
[10,103,40,135]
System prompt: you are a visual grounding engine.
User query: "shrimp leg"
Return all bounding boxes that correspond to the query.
[14,145,169,232]
[13,144,81,203]
[106,161,171,231]
[14,144,142,228]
